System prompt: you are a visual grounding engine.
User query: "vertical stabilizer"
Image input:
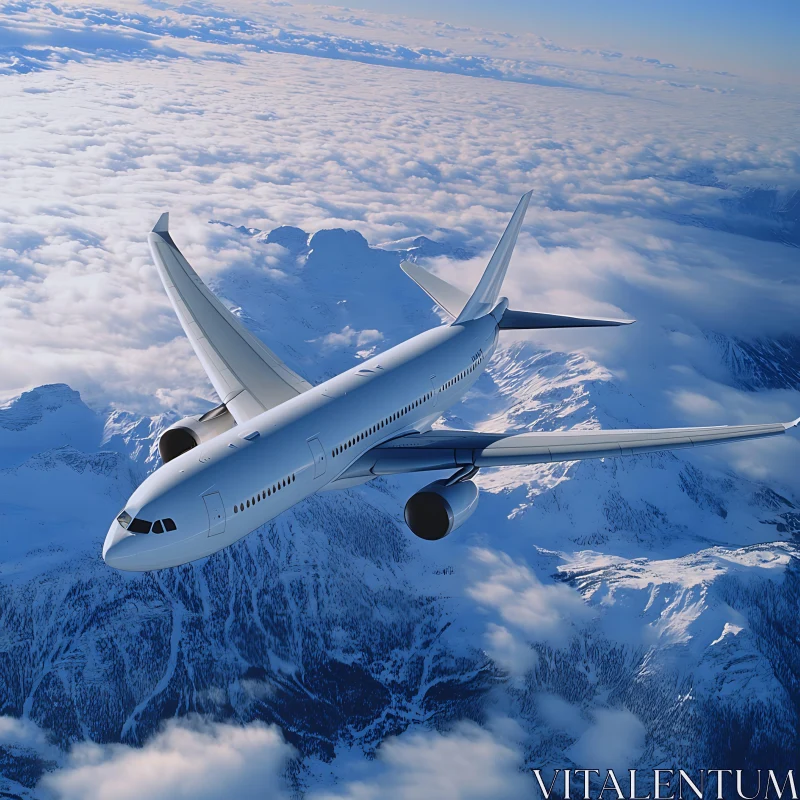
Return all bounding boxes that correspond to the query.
[455,191,532,323]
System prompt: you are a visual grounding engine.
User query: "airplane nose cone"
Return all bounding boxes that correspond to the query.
[102,522,139,569]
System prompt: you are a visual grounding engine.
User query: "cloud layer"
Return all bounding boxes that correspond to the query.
[307,721,534,800]
[5,715,536,800]
[41,719,294,800]
[0,0,797,428]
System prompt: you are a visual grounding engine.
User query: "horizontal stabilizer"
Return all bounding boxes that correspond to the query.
[400,260,469,318]
[500,308,635,330]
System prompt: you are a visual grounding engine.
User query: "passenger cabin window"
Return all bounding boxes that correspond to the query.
[236,474,295,514]
[331,383,455,459]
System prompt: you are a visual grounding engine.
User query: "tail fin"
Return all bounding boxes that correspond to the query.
[455,191,532,323]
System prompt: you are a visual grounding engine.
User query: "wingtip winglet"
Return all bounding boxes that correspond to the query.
[152,212,169,234]
[786,416,800,431]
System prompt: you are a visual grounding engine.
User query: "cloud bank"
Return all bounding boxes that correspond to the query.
[4,715,535,800]
[0,0,796,437]
[310,721,533,800]
[41,718,294,800]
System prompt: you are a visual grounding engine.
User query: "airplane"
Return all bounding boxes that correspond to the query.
[102,193,799,571]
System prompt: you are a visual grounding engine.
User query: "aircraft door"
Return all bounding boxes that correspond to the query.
[307,437,327,478]
[204,492,226,536]
[430,376,438,407]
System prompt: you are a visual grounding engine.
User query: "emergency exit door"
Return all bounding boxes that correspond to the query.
[307,437,327,478]
[204,492,226,536]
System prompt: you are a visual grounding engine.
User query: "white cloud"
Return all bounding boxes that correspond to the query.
[535,694,587,738]
[309,721,534,800]
[317,326,384,351]
[483,623,539,677]
[567,708,646,773]
[670,389,725,417]
[467,547,592,646]
[0,715,58,757]
[41,718,294,800]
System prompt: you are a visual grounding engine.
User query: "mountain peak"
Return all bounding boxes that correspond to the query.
[0,384,102,470]
[264,225,310,254]
[307,227,371,255]
[0,384,83,432]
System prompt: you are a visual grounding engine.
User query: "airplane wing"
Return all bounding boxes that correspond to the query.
[148,213,312,423]
[338,418,799,478]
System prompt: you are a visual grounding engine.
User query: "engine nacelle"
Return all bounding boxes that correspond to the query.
[158,404,236,463]
[404,479,479,540]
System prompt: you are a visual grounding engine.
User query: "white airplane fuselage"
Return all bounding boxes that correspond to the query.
[103,314,499,571]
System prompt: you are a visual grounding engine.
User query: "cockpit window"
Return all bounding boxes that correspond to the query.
[152,520,164,534]
[128,518,152,534]
[117,511,132,530]
[164,518,176,531]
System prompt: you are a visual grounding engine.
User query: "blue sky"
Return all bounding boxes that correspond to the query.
[323,0,800,80]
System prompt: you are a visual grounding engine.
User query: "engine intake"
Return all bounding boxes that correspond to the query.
[159,426,199,462]
[404,479,479,540]
[158,403,236,463]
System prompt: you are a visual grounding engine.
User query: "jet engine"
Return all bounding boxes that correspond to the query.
[158,404,236,463]
[404,479,479,540]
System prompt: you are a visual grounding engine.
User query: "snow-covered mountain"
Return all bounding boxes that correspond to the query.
[0,222,798,797]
